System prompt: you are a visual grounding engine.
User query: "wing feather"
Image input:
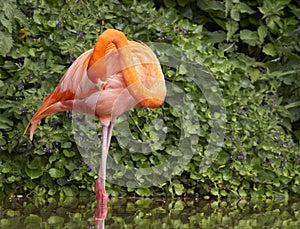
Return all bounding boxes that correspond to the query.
[24,49,97,139]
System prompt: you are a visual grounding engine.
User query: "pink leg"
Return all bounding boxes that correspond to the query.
[106,122,114,154]
[94,203,107,228]
[95,122,114,205]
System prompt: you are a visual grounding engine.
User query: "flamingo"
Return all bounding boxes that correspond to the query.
[24,29,166,206]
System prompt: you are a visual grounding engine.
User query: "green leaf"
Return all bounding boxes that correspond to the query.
[27,157,41,169]
[25,167,43,179]
[249,68,260,83]
[174,183,185,195]
[240,29,260,46]
[226,20,239,40]
[173,200,185,210]
[211,187,219,196]
[61,186,79,197]
[33,10,43,25]
[0,31,13,57]
[179,6,193,20]
[262,43,277,57]
[177,0,189,7]
[24,215,42,225]
[285,101,300,109]
[197,0,224,11]
[237,2,256,14]
[63,149,76,157]
[1,162,12,173]
[163,0,176,8]
[48,216,64,224]
[205,31,226,44]
[0,122,12,130]
[47,20,59,28]
[222,170,232,181]
[135,187,151,196]
[257,25,268,43]
[230,8,240,21]
[49,154,61,163]
[239,189,247,197]
[60,196,79,207]
[14,9,29,27]
[28,48,35,57]
[0,99,13,108]
[61,142,72,149]
[6,209,20,217]
[48,186,57,195]
[66,160,79,172]
[50,64,66,73]
[179,64,188,75]
[0,115,13,127]
[0,16,12,33]
[131,153,147,162]
[48,168,65,178]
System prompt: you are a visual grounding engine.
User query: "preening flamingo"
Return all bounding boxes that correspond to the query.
[24,29,166,205]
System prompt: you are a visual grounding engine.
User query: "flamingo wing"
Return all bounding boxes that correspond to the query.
[24,49,98,140]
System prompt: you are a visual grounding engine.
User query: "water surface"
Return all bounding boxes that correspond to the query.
[1,196,299,228]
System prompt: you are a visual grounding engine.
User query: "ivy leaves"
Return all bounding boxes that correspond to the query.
[0,1,28,56]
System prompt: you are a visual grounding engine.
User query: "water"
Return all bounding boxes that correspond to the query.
[1,196,299,228]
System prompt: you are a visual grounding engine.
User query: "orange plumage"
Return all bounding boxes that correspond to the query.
[24,29,166,139]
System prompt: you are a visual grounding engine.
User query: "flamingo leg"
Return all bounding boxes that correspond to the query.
[106,122,114,156]
[94,122,114,226]
[95,122,114,205]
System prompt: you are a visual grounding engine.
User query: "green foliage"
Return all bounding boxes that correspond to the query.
[0,0,28,56]
[0,0,299,199]
[155,0,300,138]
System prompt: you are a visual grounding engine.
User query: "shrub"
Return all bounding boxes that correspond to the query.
[0,0,299,199]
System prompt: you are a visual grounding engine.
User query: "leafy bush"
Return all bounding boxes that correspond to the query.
[0,0,299,199]
[155,0,300,139]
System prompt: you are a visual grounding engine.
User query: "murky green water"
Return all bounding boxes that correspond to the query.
[1,196,299,228]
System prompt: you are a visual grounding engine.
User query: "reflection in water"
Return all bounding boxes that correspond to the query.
[0,196,299,228]
[94,202,108,229]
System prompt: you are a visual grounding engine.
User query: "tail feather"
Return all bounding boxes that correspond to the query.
[23,121,39,142]
[24,99,73,140]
